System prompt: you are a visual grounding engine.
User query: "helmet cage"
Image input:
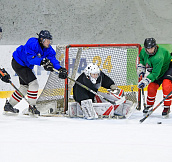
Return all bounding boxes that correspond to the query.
[145,45,158,56]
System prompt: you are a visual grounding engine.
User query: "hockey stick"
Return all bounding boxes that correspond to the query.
[140,90,172,123]
[0,69,28,102]
[53,68,125,106]
[141,88,147,110]
[0,69,39,115]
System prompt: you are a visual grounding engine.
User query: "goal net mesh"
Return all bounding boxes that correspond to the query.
[37,44,141,111]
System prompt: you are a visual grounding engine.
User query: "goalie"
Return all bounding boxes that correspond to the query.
[71,63,136,119]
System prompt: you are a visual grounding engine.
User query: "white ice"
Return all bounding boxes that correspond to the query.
[0,90,172,162]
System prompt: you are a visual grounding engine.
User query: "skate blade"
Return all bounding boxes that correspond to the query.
[3,111,19,116]
[162,114,169,119]
[29,113,39,118]
[23,111,39,118]
[40,114,65,117]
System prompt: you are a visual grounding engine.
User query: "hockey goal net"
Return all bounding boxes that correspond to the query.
[36,44,141,113]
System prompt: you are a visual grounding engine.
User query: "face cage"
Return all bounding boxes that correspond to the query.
[145,45,157,56]
[90,72,100,78]
[42,39,53,48]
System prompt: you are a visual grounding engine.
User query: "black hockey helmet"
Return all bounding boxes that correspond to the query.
[144,38,156,49]
[38,30,52,40]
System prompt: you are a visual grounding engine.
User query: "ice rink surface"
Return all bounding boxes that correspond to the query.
[0,90,172,162]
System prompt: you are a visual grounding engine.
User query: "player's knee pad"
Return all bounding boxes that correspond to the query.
[162,79,172,94]
[147,82,159,97]
[162,79,172,106]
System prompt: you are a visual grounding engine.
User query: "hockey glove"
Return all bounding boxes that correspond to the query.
[58,67,68,79]
[41,58,54,72]
[138,78,151,89]
[137,64,146,77]
[0,68,11,83]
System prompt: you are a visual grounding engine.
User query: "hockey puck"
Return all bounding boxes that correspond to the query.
[157,122,162,124]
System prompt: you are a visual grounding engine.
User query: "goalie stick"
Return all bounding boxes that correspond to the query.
[53,68,125,106]
[0,69,40,116]
[140,90,172,123]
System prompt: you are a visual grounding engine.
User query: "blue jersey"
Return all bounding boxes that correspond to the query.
[13,37,61,70]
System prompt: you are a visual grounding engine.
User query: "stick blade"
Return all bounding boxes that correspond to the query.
[139,116,147,123]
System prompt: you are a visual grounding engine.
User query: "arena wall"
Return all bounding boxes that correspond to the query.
[0,0,172,45]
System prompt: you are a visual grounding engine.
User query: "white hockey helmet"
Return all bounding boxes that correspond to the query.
[84,63,100,77]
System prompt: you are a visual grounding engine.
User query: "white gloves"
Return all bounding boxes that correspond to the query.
[138,78,151,89]
[137,64,146,77]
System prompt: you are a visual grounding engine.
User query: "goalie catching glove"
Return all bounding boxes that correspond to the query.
[58,67,68,79]
[0,68,11,83]
[41,58,54,72]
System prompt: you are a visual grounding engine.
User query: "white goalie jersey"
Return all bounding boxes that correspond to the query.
[68,89,137,119]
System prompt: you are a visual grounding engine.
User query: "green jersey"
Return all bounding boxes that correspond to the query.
[139,45,171,82]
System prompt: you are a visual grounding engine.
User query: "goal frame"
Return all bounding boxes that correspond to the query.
[64,44,142,112]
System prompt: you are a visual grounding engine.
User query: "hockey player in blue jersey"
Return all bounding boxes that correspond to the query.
[2,30,67,115]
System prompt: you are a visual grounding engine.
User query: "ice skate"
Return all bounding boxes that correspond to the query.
[162,106,170,118]
[28,105,40,116]
[4,99,19,114]
[143,105,152,116]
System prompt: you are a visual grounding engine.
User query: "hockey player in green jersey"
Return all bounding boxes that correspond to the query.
[137,38,172,118]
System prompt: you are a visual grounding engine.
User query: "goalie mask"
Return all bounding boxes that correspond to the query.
[84,63,100,84]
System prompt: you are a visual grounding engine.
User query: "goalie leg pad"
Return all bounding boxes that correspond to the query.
[95,91,126,105]
[68,102,83,117]
[117,100,137,118]
[81,99,98,120]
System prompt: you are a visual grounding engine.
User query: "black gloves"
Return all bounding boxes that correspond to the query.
[58,67,68,79]
[41,58,68,79]
[41,58,54,72]
[0,68,11,83]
